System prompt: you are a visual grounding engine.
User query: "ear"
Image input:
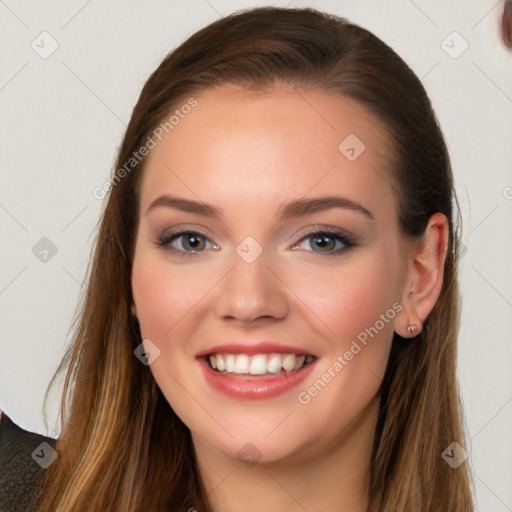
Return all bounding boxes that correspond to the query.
[395,212,449,338]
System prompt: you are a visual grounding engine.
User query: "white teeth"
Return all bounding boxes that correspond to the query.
[226,354,235,372]
[207,352,313,375]
[282,354,297,372]
[267,353,282,373]
[234,354,250,374]
[216,355,225,371]
[249,354,268,375]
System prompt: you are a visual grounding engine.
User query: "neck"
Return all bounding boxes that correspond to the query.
[192,394,380,512]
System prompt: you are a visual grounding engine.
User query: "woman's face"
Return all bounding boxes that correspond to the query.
[131,85,409,464]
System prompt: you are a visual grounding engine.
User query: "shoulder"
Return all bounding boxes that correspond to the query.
[0,410,58,512]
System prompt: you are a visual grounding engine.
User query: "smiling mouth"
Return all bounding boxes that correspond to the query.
[204,353,316,379]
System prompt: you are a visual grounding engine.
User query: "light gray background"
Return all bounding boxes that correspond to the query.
[1,1,511,510]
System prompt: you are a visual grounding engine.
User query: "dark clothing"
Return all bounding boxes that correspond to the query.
[0,412,57,512]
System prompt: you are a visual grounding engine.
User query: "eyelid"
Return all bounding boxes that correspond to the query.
[156,225,218,255]
[157,223,357,257]
[291,224,356,245]
[157,224,213,242]
[157,225,354,244]
[289,225,356,256]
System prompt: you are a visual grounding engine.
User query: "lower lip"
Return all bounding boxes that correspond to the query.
[197,357,317,400]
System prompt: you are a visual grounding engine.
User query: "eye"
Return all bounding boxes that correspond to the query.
[156,226,356,258]
[291,226,356,256]
[156,229,219,257]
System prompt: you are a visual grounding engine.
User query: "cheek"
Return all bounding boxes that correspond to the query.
[131,254,212,340]
[291,251,399,348]
[290,252,398,416]
[130,255,210,415]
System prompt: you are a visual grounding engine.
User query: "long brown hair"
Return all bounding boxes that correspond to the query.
[32,7,474,511]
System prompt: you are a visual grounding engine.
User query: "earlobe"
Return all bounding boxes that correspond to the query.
[395,301,423,338]
[395,212,449,339]
[406,321,422,337]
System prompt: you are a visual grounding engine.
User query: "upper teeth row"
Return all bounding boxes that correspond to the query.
[208,353,314,375]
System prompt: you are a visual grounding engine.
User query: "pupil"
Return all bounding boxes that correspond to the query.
[314,235,333,251]
[186,235,203,250]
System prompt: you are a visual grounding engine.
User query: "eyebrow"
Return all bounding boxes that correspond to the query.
[144,194,374,221]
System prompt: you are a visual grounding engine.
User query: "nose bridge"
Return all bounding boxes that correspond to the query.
[214,240,287,322]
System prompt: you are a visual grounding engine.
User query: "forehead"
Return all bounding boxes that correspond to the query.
[139,84,397,221]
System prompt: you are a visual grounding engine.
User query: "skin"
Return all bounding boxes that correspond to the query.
[131,84,448,512]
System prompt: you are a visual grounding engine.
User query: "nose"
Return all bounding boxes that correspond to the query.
[214,246,289,324]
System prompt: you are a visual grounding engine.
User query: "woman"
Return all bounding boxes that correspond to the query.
[3,6,474,511]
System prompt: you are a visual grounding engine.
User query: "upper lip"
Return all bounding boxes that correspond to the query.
[195,342,317,358]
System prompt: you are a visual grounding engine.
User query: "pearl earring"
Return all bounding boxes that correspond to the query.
[407,322,422,337]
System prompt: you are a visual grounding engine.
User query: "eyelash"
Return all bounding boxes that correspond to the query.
[156,226,357,259]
